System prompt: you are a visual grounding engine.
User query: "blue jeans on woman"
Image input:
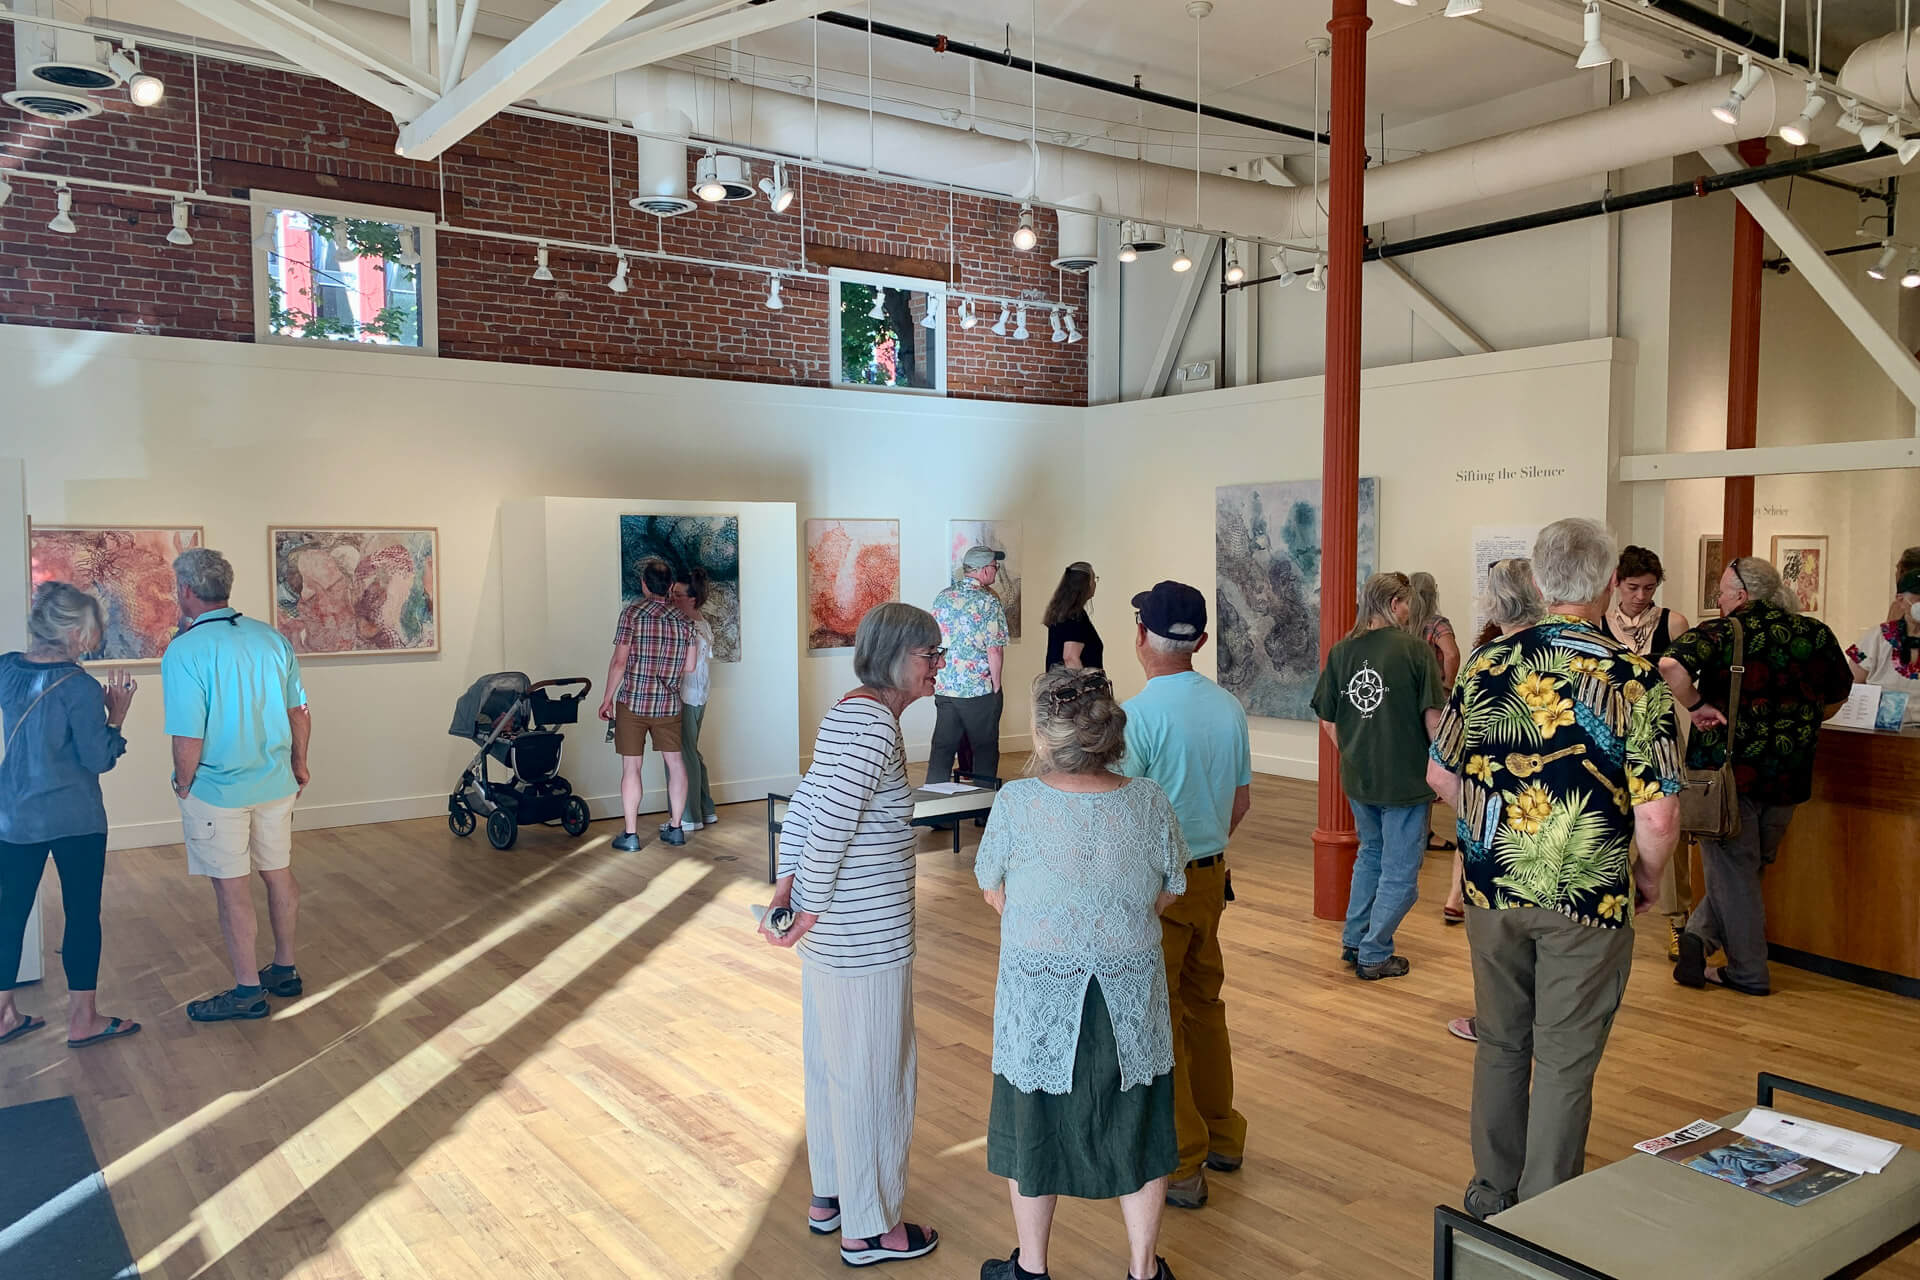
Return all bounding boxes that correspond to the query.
[1342,801,1429,968]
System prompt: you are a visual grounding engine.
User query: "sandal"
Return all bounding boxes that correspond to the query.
[841,1222,938,1267]
[68,1016,141,1047]
[258,965,303,998]
[808,1195,841,1235]
[1426,835,1457,852]
[0,1014,47,1045]
[1442,906,1466,926]
[187,987,271,1022]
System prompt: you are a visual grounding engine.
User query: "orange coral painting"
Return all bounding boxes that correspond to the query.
[29,524,205,662]
[806,519,900,651]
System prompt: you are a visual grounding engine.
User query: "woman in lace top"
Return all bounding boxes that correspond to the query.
[976,667,1188,1280]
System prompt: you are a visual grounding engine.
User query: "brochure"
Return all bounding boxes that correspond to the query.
[1634,1120,1860,1206]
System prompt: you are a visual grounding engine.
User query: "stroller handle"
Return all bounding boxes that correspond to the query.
[529,677,592,701]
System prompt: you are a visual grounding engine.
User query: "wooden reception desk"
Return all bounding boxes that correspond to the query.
[1762,723,1920,996]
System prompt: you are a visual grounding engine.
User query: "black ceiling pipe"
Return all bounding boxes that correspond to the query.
[1639,0,1841,78]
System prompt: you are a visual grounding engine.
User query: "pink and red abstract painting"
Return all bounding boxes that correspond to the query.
[270,527,440,656]
[29,524,205,662]
[806,519,900,651]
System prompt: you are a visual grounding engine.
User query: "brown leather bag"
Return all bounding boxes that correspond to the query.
[1677,616,1744,840]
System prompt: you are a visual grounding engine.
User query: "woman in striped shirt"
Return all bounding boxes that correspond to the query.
[765,602,945,1268]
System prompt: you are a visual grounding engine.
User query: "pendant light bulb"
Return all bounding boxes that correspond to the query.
[1868,243,1899,280]
[166,197,193,247]
[765,275,784,310]
[1901,252,1920,289]
[1778,86,1826,146]
[531,243,555,282]
[48,184,76,235]
[1305,257,1327,293]
[694,150,727,203]
[1574,2,1612,69]
[992,303,1011,336]
[607,254,630,294]
[1012,305,1029,340]
[1170,230,1193,272]
[1118,220,1139,263]
[1711,57,1765,126]
[1224,247,1245,284]
[1012,203,1038,252]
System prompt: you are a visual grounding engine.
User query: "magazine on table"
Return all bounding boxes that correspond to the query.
[1634,1120,1860,1206]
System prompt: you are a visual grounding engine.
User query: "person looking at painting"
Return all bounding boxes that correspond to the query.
[598,557,697,851]
[927,546,1009,787]
[0,583,142,1049]
[670,568,720,830]
[164,549,313,1024]
[1043,562,1103,671]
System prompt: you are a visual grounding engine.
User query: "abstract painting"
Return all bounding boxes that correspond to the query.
[1215,478,1379,721]
[620,514,741,662]
[29,524,204,663]
[948,520,1022,641]
[806,519,900,651]
[1699,534,1727,616]
[1772,534,1828,616]
[270,527,439,656]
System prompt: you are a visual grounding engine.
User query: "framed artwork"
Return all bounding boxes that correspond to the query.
[620,514,741,662]
[29,523,205,663]
[1698,535,1727,617]
[270,526,440,656]
[806,519,900,652]
[948,520,1022,640]
[1771,534,1828,616]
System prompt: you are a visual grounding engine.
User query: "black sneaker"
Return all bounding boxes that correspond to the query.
[611,831,641,852]
[1341,946,1358,967]
[660,825,687,847]
[1673,931,1707,988]
[1356,955,1411,980]
[980,1246,1049,1280]
[1128,1260,1177,1280]
[188,986,270,1022]
[257,965,303,998]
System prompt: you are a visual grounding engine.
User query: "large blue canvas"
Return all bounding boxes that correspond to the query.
[1214,477,1379,721]
[618,514,741,662]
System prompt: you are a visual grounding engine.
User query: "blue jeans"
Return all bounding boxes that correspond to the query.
[1341,800,1429,967]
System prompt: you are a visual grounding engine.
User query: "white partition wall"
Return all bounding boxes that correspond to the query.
[0,458,44,983]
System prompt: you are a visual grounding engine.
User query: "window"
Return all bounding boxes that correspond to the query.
[828,268,946,394]
[251,192,436,354]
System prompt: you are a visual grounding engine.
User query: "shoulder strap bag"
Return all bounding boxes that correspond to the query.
[3,671,80,759]
[1677,616,1744,840]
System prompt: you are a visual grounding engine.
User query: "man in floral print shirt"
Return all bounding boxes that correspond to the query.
[927,546,1009,786]
[1428,518,1682,1220]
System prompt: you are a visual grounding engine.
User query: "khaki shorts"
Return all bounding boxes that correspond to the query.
[615,703,683,755]
[179,791,296,879]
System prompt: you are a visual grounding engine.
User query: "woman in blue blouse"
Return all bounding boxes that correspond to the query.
[0,583,142,1049]
[976,667,1187,1280]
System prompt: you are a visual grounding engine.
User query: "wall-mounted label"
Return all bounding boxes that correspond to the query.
[1761,505,1790,516]
[1457,466,1569,484]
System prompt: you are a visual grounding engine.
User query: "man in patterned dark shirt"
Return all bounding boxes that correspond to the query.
[1660,556,1852,997]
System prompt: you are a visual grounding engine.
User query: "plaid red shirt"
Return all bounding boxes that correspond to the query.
[613,598,693,716]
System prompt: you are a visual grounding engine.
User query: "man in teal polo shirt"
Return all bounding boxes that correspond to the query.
[1120,580,1253,1211]
[162,548,312,1024]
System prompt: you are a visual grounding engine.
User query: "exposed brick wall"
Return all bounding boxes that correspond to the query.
[0,29,1088,405]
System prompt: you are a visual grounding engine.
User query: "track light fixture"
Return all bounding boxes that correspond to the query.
[0,176,12,208]
[1860,119,1894,152]
[992,303,1011,336]
[921,294,944,329]
[1065,310,1082,343]
[48,184,76,235]
[1306,257,1327,292]
[694,150,727,203]
[1049,307,1066,342]
[109,46,164,106]
[1442,0,1482,18]
[607,253,630,294]
[1273,249,1294,287]
[1711,57,1766,126]
[959,298,978,329]
[1903,252,1920,289]
[1012,203,1038,252]
[1897,135,1920,165]
[1013,305,1030,340]
[1868,243,1898,279]
[1117,220,1139,263]
[166,197,193,247]
[1778,85,1826,146]
[397,229,422,266]
[1170,230,1193,272]
[1224,245,1245,284]
[532,243,554,282]
[868,289,888,320]
[1574,2,1612,69]
[765,275,784,310]
[758,162,795,214]
[1835,100,1865,135]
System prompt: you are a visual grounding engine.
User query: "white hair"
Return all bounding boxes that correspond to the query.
[1532,518,1617,606]
[174,547,234,602]
[1728,557,1799,613]
[1145,631,1201,656]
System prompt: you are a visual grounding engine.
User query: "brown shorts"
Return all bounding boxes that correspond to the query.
[615,703,683,755]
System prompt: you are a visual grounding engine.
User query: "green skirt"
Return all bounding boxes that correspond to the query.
[986,979,1177,1200]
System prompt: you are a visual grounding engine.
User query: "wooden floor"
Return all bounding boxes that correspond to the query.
[4,765,1919,1279]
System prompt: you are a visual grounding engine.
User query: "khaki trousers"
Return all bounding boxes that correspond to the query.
[1159,858,1246,1180]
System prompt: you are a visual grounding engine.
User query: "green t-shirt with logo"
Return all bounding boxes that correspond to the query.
[1311,626,1445,807]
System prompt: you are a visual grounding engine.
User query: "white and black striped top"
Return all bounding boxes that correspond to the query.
[777,695,917,971]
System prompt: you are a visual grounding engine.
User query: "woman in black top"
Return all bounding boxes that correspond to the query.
[1043,562,1103,671]
[1602,545,1690,658]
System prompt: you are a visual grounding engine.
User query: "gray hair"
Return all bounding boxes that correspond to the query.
[1348,572,1411,640]
[852,602,942,691]
[1481,558,1546,631]
[1727,556,1799,613]
[174,547,234,603]
[1029,668,1127,774]
[1404,571,1440,637]
[1145,631,1201,656]
[1532,518,1617,606]
[28,581,103,650]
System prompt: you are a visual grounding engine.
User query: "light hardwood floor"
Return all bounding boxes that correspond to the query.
[3,766,1918,1279]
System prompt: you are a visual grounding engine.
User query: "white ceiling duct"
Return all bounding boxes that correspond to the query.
[4,0,110,121]
[629,107,697,217]
[1051,192,1101,273]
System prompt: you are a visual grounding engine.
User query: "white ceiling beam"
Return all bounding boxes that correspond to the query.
[397,0,667,158]
[536,0,845,97]
[408,0,429,68]
[1370,259,1493,356]
[245,0,438,94]
[171,0,429,119]
[1618,437,1920,481]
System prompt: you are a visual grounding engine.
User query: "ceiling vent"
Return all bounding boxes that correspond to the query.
[7,1,109,121]
[1051,192,1102,273]
[628,110,697,216]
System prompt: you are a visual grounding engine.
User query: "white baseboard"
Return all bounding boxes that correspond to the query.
[1252,751,1317,781]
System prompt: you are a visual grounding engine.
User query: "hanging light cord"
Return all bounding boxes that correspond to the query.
[606,129,616,247]
[191,52,206,194]
[1192,9,1202,226]
[1029,0,1038,199]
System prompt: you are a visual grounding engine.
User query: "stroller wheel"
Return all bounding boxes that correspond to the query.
[486,808,518,851]
[561,795,591,837]
[448,803,477,837]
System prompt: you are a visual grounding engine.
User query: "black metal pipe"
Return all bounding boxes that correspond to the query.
[1641,0,1840,78]
[1763,240,1886,271]
[1224,144,1873,291]
[802,8,1328,146]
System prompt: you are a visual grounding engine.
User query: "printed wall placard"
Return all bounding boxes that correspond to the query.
[806,519,900,652]
[29,524,204,663]
[271,527,440,656]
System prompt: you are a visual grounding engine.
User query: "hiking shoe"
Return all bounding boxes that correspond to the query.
[1165,1169,1207,1209]
[257,964,303,998]
[1673,931,1707,988]
[1667,920,1683,962]
[980,1247,1049,1280]
[611,831,641,852]
[660,825,687,847]
[1357,955,1411,980]
[188,986,270,1022]
[1204,1152,1242,1173]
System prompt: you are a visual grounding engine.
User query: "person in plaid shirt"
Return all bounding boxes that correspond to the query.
[599,557,696,849]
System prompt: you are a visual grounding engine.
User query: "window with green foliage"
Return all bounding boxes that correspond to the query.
[251,193,436,354]
[828,269,945,394]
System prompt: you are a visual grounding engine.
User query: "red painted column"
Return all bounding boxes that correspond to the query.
[1723,136,1769,560]
[1310,0,1371,921]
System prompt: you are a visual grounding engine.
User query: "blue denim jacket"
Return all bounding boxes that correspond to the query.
[0,653,127,844]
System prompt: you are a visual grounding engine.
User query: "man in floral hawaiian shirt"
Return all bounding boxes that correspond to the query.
[927,546,1009,786]
[1429,518,1682,1219]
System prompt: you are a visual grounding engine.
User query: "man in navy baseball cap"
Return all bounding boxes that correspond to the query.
[1132,580,1209,643]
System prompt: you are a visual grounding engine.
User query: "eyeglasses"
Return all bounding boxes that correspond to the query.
[912,646,948,661]
[1043,673,1112,712]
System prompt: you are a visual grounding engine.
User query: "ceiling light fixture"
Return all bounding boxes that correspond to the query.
[108,46,164,107]
[1170,230,1193,272]
[1224,244,1245,283]
[758,161,796,214]
[1897,134,1920,165]
[766,275,784,310]
[1835,100,1865,135]
[607,253,630,294]
[1902,252,1920,289]
[921,293,945,329]
[1860,119,1894,152]
[1273,249,1294,286]
[166,197,193,247]
[1575,2,1612,69]
[992,303,1011,336]
[1868,243,1899,279]
[1065,310,1082,343]
[397,229,422,266]
[48,183,76,235]
[1013,304,1030,340]
[532,243,554,282]
[1306,257,1327,292]
[1049,307,1066,342]
[694,150,727,202]
[1779,85,1826,146]
[1442,0,1482,18]
[1117,220,1139,263]
[1013,203,1038,252]
[1711,56,1766,126]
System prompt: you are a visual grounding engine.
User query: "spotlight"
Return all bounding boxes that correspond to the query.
[959,298,979,329]
[109,47,164,106]
[1836,100,1865,135]
[49,184,76,235]
[166,197,192,247]
[1868,243,1898,279]
[1118,242,1138,263]
[0,176,11,207]
[397,229,422,266]
[1273,250,1294,287]
[1012,203,1038,252]
[532,243,554,282]
[1711,57,1765,126]
[766,275,784,310]
[694,150,727,202]
[1902,253,1920,289]
[758,161,795,214]
[1860,119,1894,152]
[1306,258,1327,292]
[1170,230,1193,272]
[1118,220,1139,263]
[868,289,888,320]
[1049,307,1066,342]
[1779,86,1825,146]
[1898,136,1920,165]
[607,253,630,293]
[1013,304,1030,340]
[1442,0,1481,17]
[992,303,1011,336]
[1065,310,1082,343]
[252,225,277,251]
[921,293,944,329]
[1224,246,1245,284]
[1575,3,1612,70]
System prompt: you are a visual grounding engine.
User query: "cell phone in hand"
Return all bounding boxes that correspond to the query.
[752,904,795,937]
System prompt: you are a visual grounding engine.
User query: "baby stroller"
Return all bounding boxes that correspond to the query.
[447,672,593,850]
